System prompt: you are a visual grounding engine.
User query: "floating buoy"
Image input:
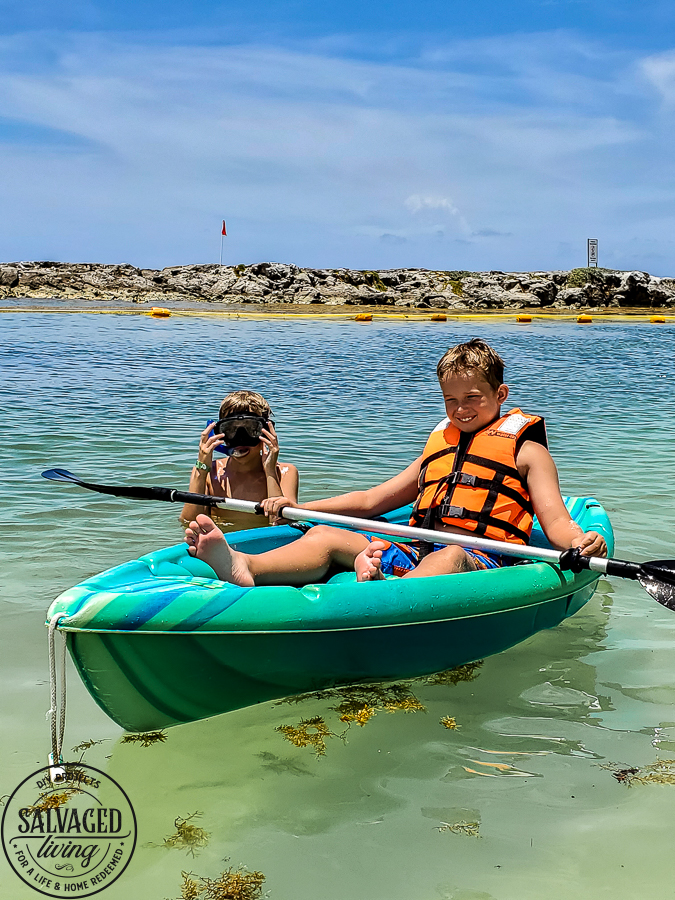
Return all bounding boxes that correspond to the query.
[516,314,532,324]
[430,313,447,321]
[650,315,666,324]
[354,313,373,322]
[149,307,171,318]
[577,314,592,324]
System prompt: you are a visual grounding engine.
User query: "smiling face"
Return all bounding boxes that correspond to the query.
[439,370,509,433]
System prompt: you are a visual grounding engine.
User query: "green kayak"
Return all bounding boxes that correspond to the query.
[46,497,613,732]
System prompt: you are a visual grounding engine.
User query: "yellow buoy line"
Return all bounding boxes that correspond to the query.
[0,306,673,323]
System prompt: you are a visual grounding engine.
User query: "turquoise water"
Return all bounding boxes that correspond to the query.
[1,312,675,899]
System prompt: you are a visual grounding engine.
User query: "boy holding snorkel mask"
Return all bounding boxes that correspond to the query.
[180,390,299,526]
[185,340,606,582]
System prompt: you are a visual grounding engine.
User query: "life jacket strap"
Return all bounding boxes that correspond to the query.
[437,500,532,543]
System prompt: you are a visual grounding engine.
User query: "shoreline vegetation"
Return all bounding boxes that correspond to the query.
[2,261,675,314]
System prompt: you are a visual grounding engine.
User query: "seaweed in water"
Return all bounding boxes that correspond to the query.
[423,661,483,685]
[440,716,460,730]
[276,682,430,754]
[23,789,81,813]
[437,820,481,837]
[605,759,675,786]
[121,730,167,748]
[331,683,426,719]
[174,866,265,900]
[336,700,377,727]
[162,813,210,856]
[72,738,107,753]
[256,751,316,777]
[276,716,335,757]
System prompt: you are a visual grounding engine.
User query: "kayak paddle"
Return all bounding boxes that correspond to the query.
[41,468,675,609]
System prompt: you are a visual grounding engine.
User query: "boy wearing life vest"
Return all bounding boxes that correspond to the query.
[185,339,606,585]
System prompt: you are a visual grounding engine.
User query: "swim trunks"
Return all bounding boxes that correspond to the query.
[363,536,505,578]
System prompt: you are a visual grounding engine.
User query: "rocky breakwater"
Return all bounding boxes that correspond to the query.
[1,261,675,310]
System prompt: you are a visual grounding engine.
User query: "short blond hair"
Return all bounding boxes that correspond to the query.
[436,338,505,391]
[219,390,272,419]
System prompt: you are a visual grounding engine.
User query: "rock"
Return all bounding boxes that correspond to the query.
[554,287,590,307]
[0,266,19,287]
[1,261,673,310]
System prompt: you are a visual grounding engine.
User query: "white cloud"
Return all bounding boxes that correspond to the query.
[642,50,675,104]
[405,195,459,214]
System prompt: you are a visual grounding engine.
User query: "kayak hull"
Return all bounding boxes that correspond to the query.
[47,498,613,731]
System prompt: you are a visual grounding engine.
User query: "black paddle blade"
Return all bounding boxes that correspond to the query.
[637,560,675,610]
[42,469,82,484]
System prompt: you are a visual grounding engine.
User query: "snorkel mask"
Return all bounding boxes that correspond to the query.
[207,415,273,456]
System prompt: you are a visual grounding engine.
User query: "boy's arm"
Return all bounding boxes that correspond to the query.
[518,441,607,557]
[278,464,299,504]
[262,457,422,520]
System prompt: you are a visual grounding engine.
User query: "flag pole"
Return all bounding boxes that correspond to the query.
[219,219,227,265]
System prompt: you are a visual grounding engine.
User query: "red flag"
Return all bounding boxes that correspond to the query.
[221,220,227,236]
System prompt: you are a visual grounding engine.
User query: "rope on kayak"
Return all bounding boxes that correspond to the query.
[47,614,68,782]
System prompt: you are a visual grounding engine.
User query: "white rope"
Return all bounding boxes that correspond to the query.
[47,614,67,771]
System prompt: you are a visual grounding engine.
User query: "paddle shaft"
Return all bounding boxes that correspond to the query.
[210,495,617,573]
[41,469,628,579]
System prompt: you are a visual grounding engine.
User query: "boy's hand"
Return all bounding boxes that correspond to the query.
[260,423,280,475]
[572,531,607,558]
[261,496,298,524]
[197,424,224,467]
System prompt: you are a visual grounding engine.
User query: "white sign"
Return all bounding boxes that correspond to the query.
[587,238,598,267]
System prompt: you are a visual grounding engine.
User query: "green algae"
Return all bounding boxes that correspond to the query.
[121,730,167,747]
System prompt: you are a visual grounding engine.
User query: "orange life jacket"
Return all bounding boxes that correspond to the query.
[410,408,547,545]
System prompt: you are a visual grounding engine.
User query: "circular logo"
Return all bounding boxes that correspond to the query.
[2,763,136,898]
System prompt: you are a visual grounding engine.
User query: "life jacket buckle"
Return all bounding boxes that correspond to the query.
[439,501,467,519]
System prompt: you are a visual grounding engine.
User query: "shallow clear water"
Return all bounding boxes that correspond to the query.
[1,313,675,899]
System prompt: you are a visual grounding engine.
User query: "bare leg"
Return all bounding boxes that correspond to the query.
[186,518,370,586]
[403,544,479,579]
[355,541,386,582]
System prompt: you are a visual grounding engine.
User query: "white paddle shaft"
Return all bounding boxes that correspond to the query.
[213,497,609,573]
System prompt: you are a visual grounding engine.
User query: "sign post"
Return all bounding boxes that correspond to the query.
[587,239,598,268]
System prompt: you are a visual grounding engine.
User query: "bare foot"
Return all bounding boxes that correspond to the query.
[355,540,386,582]
[185,514,255,586]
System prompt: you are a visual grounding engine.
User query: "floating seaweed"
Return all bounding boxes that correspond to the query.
[331,683,426,717]
[605,759,675,786]
[275,682,430,754]
[121,730,167,748]
[336,701,377,727]
[23,789,81,813]
[256,751,316,777]
[162,812,210,857]
[440,716,459,729]
[175,866,265,900]
[72,738,107,753]
[276,716,335,757]
[424,661,484,686]
[437,820,481,837]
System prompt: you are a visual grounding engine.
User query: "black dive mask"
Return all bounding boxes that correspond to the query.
[214,415,272,448]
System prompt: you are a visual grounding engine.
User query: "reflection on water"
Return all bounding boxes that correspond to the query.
[2,314,675,899]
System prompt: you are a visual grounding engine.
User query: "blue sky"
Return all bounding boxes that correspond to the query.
[1,0,675,273]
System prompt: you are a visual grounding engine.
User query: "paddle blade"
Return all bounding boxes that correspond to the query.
[637,560,675,610]
[42,469,82,484]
